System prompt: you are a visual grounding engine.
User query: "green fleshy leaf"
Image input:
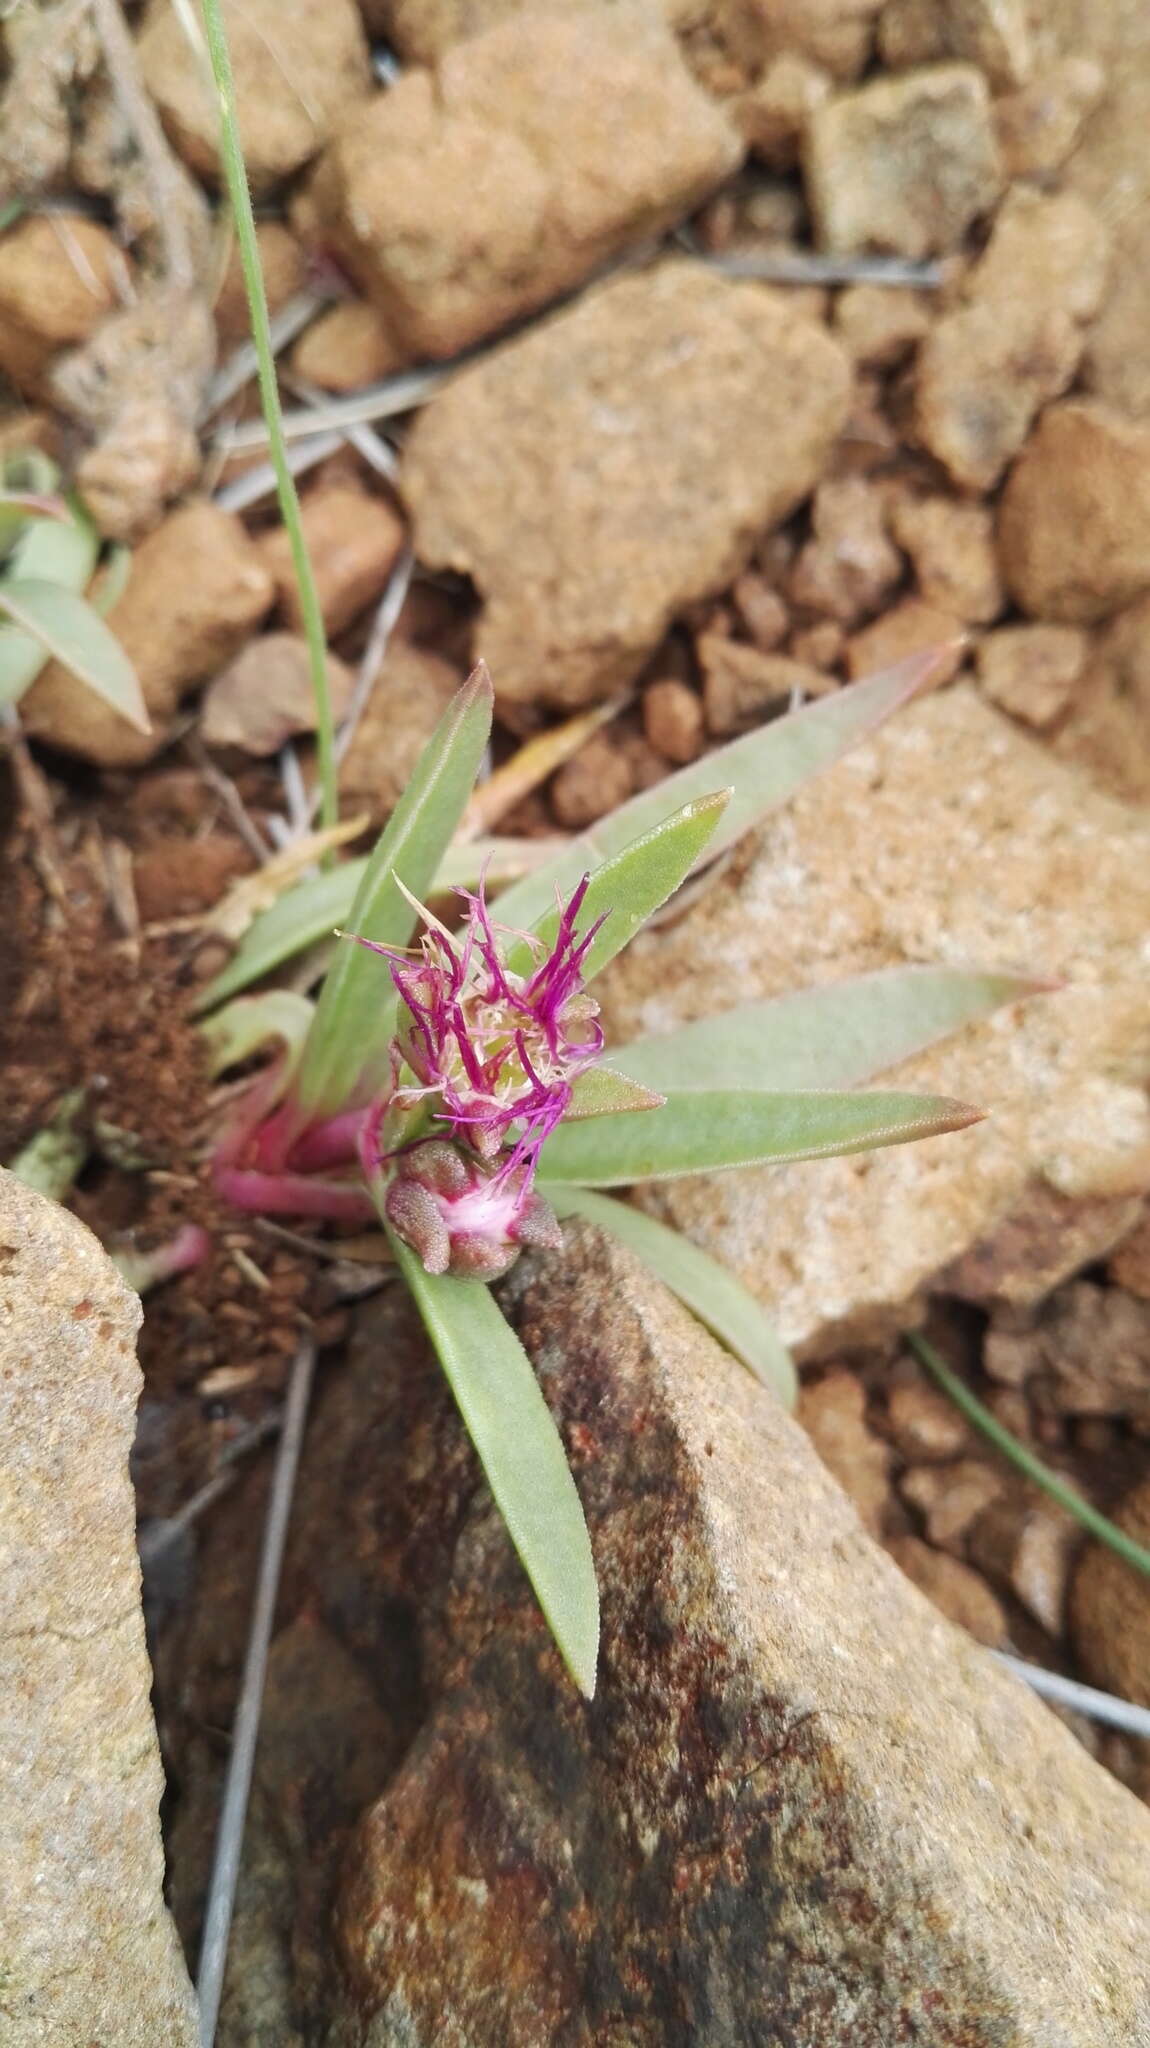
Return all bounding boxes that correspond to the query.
[564,1065,665,1119]
[390,1235,600,1697]
[612,966,1045,1095]
[544,1183,796,1407]
[0,491,67,554]
[291,667,493,1123]
[0,577,148,728]
[508,791,729,983]
[0,503,101,705]
[201,989,316,1079]
[537,1087,982,1184]
[493,646,948,935]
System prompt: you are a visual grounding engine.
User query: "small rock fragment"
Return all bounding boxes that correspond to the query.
[642,678,705,765]
[734,53,831,167]
[915,187,1108,491]
[549,730,634,828]
[700,640,828,736]
[201,633,355,755]
[994,56,1106,180]
[998,401,1150,625]
[140,0,373,191]
[889,495,1002,625]
[258,482,406,636]
[213,223,306,348]
[845,597,965,684]
[721,0,882,80]
[1071,1472,1150,1704]
[403,263,851,712]
[992,1281,1150,1429]
[789,619,845,670]
[290,300,407,391]
[887,1534,1008,1647]
[731,572,789,650]
[789,476,903,626]
[900,1457,1004,1552]
[887,1373,970,1461]
[803,64,1003,259]
[975,624,1088,730]
[881,0,1031,88]
[338,643,462,821]
[307,10,741,359]
[1050,596,1150,805]
[1108,1213,1150,1302]
[1067,62,1150,419]
[799,1369,890,1534]
[0,213,124,395]
[22,502,274,767]
[833,283,930,367]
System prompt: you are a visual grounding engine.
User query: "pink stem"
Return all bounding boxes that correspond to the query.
[213,1161,376,1223]
[284,1106,371,1174]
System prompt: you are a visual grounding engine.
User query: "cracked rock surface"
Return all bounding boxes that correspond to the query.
[0,1170,197,2047]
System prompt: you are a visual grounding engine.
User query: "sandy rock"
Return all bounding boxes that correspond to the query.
[258,483,406,637]
[833,282,930,367]
[915,188,1107,492]
[1071,1473,1150,1705]
[550,730,635,827]
[719,0,884,80]
[845,596,965,683]
[890,495,1002,625]
[975,624,1088,730]
[790,618,845,670]
[306,10,741,360]
[994,56,1106,179]
[998,401,1150,626]
[969,1498,1081,1638]
[734,52,832,167]
[305,1234,1150,2044]
[879,0,1030,86]
[798,1368,891,1533]
[1109,1212,1150,1301]
[1050,596,1150,805]
[403,263,851,712]
[732,570,789,649]
[901,1457,1004,1552]
[789,476,903,626]
[701,641,831,735]
[989,1281,1150,1429]
[213,223,307,349]
[290,300,407,391]
[1067,59,1150,418]
[0,212,124,395]
[139,0,373,192]
[642,678,706,764]
[0,1172,198,2045]
[201,633,356,755]
[944,1184,1149,1320]
[338,642,463,820]
[803,65,1002,259]
[887,1535,1008,1647]
[595,685,1150,1356]
[887,1372,971,1461]
[22,502,274,767]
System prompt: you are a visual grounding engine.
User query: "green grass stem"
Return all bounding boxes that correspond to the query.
[907,1331,1150,1582]
[200,0,338,835]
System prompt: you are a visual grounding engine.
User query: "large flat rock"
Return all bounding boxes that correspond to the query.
[596,683,1150,1351]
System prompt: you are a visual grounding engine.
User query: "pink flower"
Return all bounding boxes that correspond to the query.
[351,876,605,1169]
[383,1139,563,1280]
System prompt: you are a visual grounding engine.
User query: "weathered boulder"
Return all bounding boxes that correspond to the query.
[172,1230,1150,2045]
[402,261,851,713]
[596,684,1150,1351]
[0,1170,198,2045]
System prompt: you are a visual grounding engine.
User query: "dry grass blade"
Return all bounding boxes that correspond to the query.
[458,692,633,840]
[211,428,344,513]
[195,1337,316,2047]
[202,813,369,940]
[204,292,326,418]
[994,1655,1150,1742]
